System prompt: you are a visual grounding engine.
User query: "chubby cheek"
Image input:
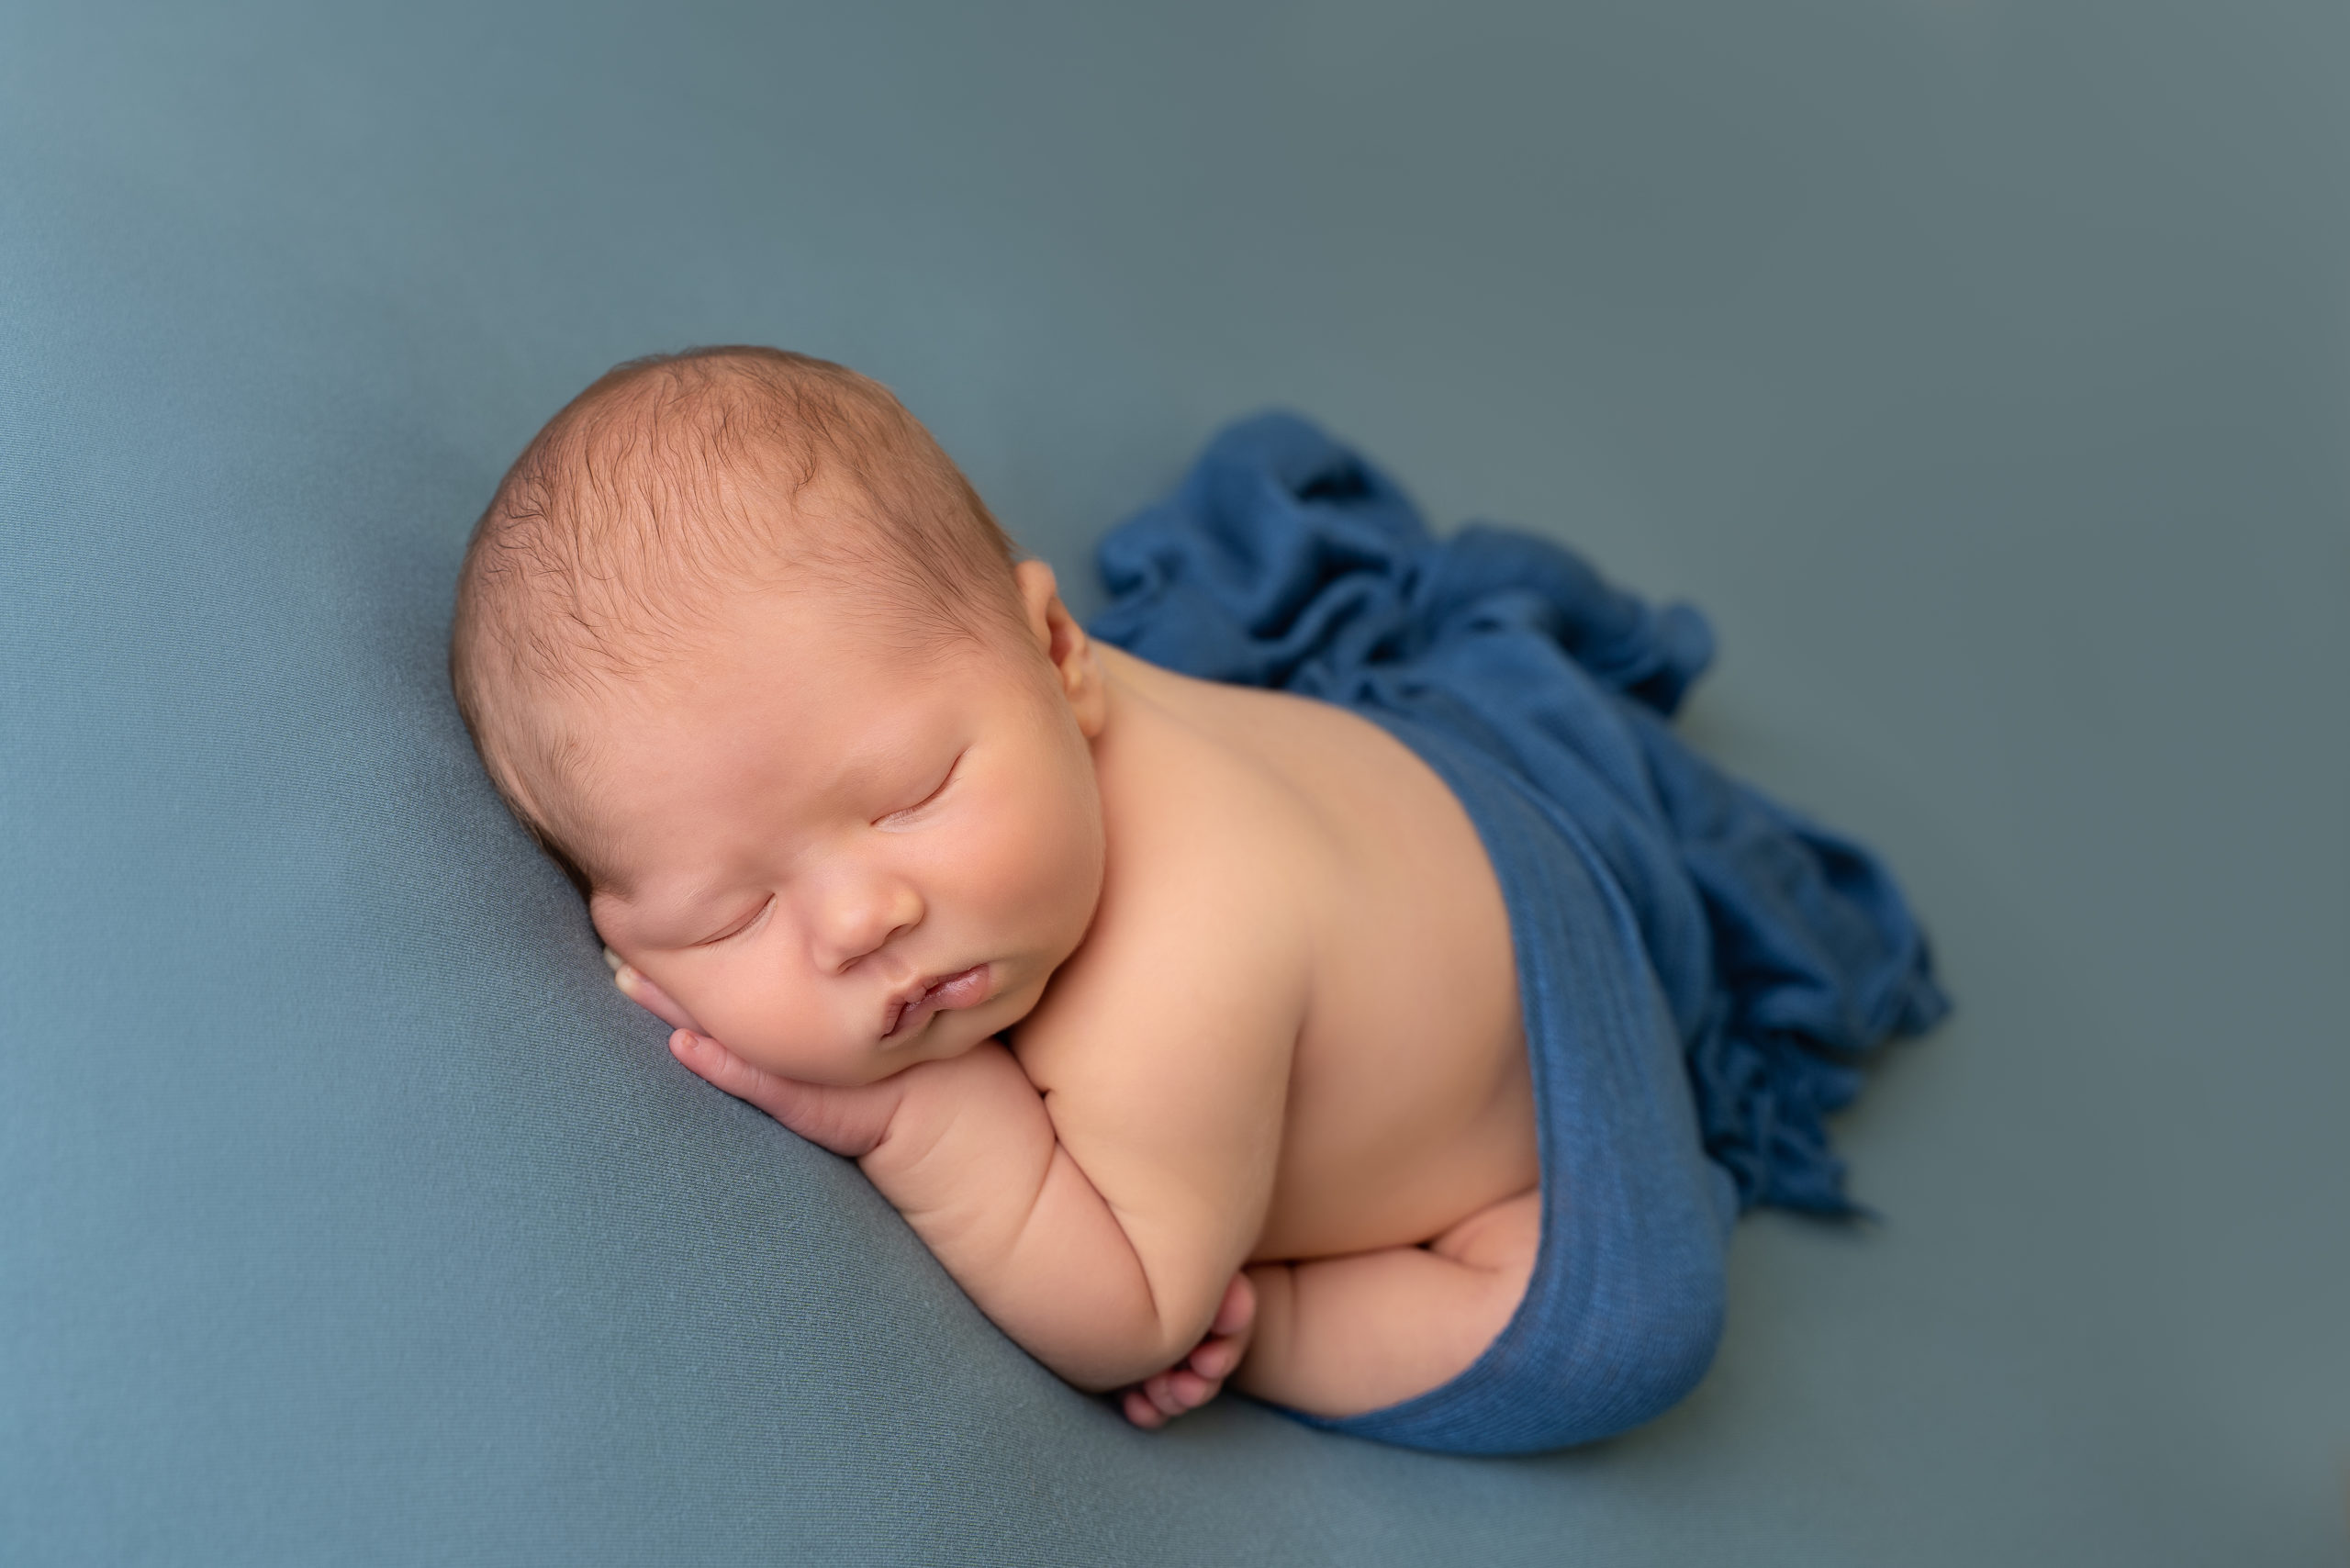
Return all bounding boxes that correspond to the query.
[952,742,1103,962]
[667,954,865,1085]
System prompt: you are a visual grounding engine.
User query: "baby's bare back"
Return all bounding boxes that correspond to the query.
[1016,645,1537,1267]
[645,622,1547,1417]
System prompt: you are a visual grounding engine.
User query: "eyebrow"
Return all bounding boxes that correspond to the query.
[814,719,951,802]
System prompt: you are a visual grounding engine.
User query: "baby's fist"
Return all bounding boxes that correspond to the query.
[1121,1272,1256,1430]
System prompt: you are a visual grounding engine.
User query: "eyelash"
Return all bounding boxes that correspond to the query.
[880,752,962,825]
[697,897,770,946]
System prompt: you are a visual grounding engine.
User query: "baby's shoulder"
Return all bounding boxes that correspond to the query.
[1012,681,1331,1098]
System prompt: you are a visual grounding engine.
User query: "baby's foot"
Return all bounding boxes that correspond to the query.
[1120,1272,1255,1430]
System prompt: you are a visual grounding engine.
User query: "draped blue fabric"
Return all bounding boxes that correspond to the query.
[1090,413,1950,1452]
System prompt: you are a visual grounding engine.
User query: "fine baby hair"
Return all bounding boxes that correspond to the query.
[449,346,1022,896]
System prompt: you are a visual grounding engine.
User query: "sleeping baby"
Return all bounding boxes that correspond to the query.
[449,346,1947,1453]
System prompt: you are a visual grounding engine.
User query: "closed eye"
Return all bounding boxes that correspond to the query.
[694,895,771,946]
[878,751,963,827]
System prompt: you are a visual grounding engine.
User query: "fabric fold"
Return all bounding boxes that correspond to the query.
[1093,410,1948,1218]
[1088,412,1948,1452]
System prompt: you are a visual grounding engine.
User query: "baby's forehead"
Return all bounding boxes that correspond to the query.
[532,454,957,671]
[555,592,1010,777]
[467,353,1022,712]
[453,346,1031,900]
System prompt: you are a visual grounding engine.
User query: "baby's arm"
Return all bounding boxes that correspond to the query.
[674,1030,1243,1387]
[665,929,1300,1395]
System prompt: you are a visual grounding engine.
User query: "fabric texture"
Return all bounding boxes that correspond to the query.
[6,0,2344,1559]
[1091,413,1950,1451]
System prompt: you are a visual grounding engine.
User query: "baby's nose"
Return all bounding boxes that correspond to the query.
[811,874,923,972]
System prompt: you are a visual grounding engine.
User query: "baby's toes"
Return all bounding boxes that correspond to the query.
[1185,1337,1242,1383]
[1141,1370,1192,1420]
[1120,1322,1244,1431]
[1209,1272,1257,1340]
[1163,1367,1222,1412]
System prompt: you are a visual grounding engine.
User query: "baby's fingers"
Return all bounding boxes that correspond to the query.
[606,950,704,1034]
[669,1028,773,1102]
[1175,1273,1256,1383]
[668,1030,817,1131]
[1208,1272,1256,1340]
[1118,1337,1244,1431]
[1185,1337,1242,1383]
[1120,1389,1169,1429]
[1136,1367,1216,1424]
[668,1030,901,1158]
[1161,1369,1216,1411]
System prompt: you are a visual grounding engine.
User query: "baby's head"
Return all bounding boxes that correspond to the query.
[451,347,1110,1086]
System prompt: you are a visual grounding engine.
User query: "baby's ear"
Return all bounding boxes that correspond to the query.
[1014,560,1107,737]
[1013,558,1062,646]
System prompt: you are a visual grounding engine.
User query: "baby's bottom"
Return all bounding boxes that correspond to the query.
[1237,1188,1540,1418]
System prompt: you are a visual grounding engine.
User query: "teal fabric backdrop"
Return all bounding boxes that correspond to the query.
[2,2,2344,1562]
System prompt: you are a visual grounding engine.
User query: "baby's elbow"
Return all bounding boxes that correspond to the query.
[1046,1338,1182,1395]
[1051,1314,1215,1394]
[1040,1278,1225,1394]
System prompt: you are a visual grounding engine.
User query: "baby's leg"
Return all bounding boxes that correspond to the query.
[1236,1187,1539,1418]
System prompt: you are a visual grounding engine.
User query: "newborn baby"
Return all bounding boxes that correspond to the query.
[451,346,1947,1452]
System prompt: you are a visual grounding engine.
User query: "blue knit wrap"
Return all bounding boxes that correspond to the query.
[1089,413,1949,1452]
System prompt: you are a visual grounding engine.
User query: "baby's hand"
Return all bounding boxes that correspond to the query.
[666,1028,905,1158]
[1119,1272,1255,1430]
[609,949,902,1158]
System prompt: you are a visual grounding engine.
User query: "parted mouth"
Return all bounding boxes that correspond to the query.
[879,964,990,1041]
